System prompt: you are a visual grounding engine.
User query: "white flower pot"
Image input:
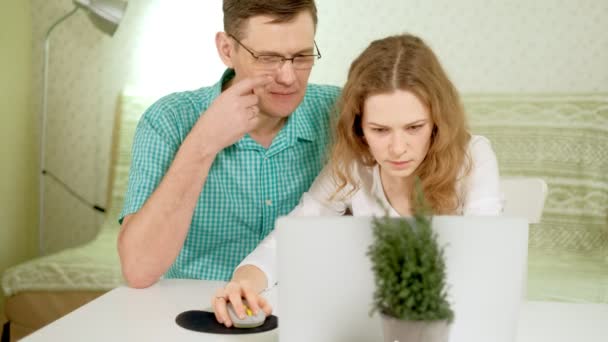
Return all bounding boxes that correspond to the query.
[381,315,450,342]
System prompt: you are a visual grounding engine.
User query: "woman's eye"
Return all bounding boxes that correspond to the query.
[408,125,423,131]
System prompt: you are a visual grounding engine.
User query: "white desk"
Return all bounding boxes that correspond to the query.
[22,279,608,342]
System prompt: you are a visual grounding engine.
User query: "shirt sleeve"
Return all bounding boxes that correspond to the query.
[119,106,179,224]
[288,163,349,216]
[462,135,504,215]
[235,163,348,287]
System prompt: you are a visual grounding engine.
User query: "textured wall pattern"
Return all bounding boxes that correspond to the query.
[312,0,608,92]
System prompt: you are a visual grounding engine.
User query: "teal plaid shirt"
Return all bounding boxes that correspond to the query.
[120,69,340,280]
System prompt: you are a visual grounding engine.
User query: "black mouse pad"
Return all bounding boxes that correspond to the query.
[175,310,278,334]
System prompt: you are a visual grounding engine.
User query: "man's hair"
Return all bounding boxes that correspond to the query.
[223,0,318,39]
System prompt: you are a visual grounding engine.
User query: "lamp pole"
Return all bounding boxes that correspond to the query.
[39,6,80,255]
[38,0,126,255]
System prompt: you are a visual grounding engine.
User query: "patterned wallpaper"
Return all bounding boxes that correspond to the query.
[312,0,608,92]
[33,0,607,253]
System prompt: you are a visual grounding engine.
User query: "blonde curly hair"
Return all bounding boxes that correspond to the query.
[330,34,471,214]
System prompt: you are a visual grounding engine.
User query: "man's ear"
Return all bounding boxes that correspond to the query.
[216,32,234,68]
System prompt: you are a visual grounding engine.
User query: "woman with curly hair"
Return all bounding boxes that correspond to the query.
[212,33,502,327]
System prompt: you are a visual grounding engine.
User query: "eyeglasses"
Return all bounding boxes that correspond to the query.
[228,34,321,70]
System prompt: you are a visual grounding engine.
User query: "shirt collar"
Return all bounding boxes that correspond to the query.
[290,102,316,142]
[372,165,400,217]
[260,97,317,157]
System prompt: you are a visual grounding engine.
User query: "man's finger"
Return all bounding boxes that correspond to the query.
[230,75,273,96]
[241,94,259,108]
[246,113,260,130]
[247,105,260,119]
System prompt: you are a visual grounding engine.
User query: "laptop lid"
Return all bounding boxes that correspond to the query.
[276,216,528,342]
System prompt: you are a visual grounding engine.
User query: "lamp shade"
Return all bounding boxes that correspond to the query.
[73,0,128,36]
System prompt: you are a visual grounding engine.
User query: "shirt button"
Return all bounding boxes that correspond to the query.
[265,199,272,206]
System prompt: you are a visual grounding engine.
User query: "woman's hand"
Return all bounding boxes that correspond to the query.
[212,280,273,327]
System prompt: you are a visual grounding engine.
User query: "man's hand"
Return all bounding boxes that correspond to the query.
[194,75,273,154]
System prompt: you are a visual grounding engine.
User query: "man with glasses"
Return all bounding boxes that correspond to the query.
[117,0,339,289]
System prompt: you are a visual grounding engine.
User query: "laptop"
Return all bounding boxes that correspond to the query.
[275,216,528,342]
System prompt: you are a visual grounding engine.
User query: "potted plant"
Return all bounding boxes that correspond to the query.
[368,184,454,342]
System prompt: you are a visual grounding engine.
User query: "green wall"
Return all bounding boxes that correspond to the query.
[0,0,37,317]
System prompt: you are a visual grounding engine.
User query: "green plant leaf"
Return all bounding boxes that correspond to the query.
[368,176,454,322]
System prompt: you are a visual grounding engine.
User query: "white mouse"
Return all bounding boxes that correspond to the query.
[226,300,267,328]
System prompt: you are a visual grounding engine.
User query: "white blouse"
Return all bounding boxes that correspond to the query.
[236,135,503,287]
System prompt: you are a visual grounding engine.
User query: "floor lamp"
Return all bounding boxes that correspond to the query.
[39,0,128,254]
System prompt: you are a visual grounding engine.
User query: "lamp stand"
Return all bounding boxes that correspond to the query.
[39,6,79,255]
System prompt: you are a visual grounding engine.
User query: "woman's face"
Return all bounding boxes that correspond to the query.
[361,89,434,181]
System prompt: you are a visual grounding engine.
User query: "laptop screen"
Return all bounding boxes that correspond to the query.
[276,216,528,342]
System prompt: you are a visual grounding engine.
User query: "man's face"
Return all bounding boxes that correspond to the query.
[228,11,316,118]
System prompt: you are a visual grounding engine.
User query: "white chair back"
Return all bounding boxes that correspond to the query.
[500,177,548,224]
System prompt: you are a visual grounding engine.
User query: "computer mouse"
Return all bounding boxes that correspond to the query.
[226,300,266,328]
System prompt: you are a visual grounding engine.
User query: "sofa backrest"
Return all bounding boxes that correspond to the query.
[465,94,608,254]
[103,94,156,230]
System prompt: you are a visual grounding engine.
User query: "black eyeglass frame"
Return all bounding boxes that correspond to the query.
[228,33,322,69]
